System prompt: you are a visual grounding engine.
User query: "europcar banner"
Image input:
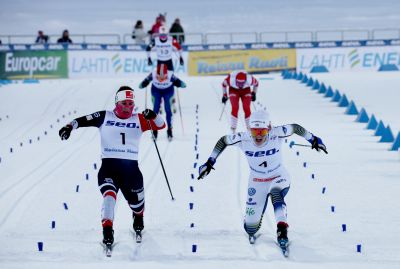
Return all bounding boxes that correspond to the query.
[0,51,68,79]
[297,46,400,72]
[68,51,187,78]
[188,49,296,76]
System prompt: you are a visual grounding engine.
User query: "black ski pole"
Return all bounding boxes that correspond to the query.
[219,103,226,121]
[144,86,148,109]
[289,141,311,148]
[147,120,175,200]
[176,88,185,135]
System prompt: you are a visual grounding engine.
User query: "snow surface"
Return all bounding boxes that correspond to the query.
[0,72,399,268]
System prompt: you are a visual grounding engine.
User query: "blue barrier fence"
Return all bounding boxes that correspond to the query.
[282,70,399,152]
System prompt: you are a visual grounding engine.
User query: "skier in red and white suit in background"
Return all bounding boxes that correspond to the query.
[222,70,259,133]
[146,25,184,115]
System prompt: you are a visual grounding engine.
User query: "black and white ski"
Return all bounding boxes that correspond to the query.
[277,239,289,257]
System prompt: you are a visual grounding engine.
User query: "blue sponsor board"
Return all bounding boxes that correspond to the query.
[1,39,399,52]
[298,46,400,72]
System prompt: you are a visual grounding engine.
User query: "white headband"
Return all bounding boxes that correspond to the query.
[115,90,134,103]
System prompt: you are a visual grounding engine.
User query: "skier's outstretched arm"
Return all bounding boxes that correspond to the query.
[277,124,328,154]
[59,111,105,140]
[198,134,241,179]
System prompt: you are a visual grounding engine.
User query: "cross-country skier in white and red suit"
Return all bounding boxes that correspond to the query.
[221,70,259,132]
[58,86,165,248]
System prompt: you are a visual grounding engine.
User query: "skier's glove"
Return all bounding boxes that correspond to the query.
[142,109,157,120]
[147,57,153,66]
[59,124,73,140]
[198,157,216,179]
[222,94,228,104]
[179,56,184,66]
[180,81,187,88]
[251,92,256,102]
[307,135,328,154]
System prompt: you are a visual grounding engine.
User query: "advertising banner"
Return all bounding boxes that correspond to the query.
[187,49,296,76]
[0,51,68,79]
[68,51,187,78]
[297,46,400,72]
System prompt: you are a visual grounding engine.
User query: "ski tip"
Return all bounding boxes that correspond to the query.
[282,250,289,258]
[102,243,113,257]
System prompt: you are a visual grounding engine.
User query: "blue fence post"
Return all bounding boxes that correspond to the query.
[312,80,320,90]
[310,65,329,73]
[318,83,327,94]
[306,77,314,87]
[324,86,334,97]
[390,132,400,151]
[366,114,378,130]
[356,108,369,123]
[338,94,349,107]
[345,101,358,115]
[297,72,304,81]
[378,64,399,71]
[332,90,341,102]
[379,126,395,143]
[37,242,44,251]
[374,121,386,136]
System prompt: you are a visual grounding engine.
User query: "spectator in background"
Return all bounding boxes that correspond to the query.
[132,20,147,45]
[57,29,73,44]
[148,13,166,42]
[0,39,2,45]
[35,30,49,44]
[169,18,185,45]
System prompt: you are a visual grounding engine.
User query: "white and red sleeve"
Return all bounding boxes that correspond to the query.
[222,75,231,95]
[172,38,182,56]
[139,114,166,132]
[251,75,259,93]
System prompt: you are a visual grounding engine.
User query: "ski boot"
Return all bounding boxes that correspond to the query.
[277,222,289,256]
[102,226,114,245]
[133,215,144,232]
[133,215,144,243]
[167,128,173,141]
